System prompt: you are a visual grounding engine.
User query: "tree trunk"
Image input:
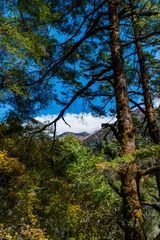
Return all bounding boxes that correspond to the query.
[108,1,145,239]
[129,0,160,144]
[108,0,135,157]
[130,0,160,199]
[121,162,147,240]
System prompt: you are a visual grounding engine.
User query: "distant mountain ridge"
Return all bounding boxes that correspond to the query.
[58,129,111,148]
[58,108,149,149]
[58,131,91,140]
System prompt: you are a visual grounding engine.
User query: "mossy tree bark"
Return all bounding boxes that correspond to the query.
[130,0,160,199]
[108,1,145,239]
[129,0,159,144]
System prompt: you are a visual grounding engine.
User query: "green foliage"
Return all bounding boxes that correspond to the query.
[0,0,56,119]
[136,145,160,161]
[0,122,159,239]
[0,126,122,239]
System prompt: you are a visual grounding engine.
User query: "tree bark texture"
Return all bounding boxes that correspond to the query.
[121,162,145,240]
[130,0,160,144]
[130,0,160,199]
[108,1,145,239]
[108,0,135,157]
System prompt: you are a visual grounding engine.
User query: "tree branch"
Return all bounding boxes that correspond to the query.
[32,78,96,133]
[103,137,116,159]
[128,91,143,96]
[138,165,160,177]
[140,12,160,17]
[26,12,109,87]
[57,0,108,47]
[107,180,122,196]
[148,193,159,202]
[122,31,160,48]
[153,233,160,240]
[129,98,146,114]
[141,201,160,212]
[102,123,120,142]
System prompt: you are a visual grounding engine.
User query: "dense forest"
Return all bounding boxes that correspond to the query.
[0,0,160,239]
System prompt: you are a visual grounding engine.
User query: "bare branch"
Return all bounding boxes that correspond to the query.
[62,116,71,128]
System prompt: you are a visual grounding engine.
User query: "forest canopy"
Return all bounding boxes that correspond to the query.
[0,0,160,239]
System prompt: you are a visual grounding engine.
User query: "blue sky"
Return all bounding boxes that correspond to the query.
[39,98,86,116]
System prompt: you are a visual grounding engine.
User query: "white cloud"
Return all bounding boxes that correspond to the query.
[153,98,160,108]
[35,112,116,135]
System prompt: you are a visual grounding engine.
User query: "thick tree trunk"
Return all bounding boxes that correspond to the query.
[108,0,135,157]
[121,163,144,240]
[108,1,145,239]
[129,0,160,144]
[130,0,160,199]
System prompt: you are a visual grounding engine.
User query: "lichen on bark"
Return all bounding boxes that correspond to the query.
[108,1,145,239]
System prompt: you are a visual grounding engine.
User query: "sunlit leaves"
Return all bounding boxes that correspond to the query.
[0,127,122,239]
[0,16,51,62]
[0,151,24,173]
